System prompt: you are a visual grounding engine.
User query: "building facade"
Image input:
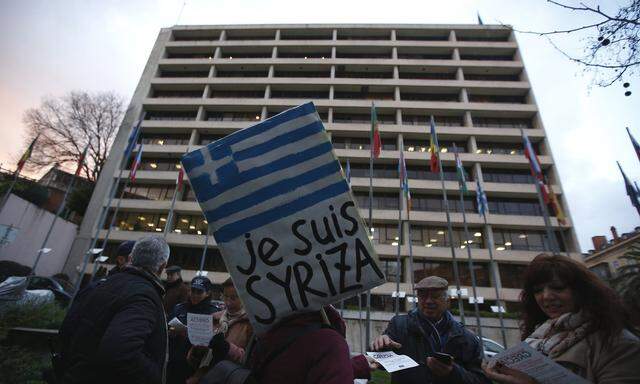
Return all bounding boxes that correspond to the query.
[64,24,580,318]
[584,226,640,280]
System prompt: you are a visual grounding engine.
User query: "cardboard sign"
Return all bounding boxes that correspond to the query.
[182,102,386,334]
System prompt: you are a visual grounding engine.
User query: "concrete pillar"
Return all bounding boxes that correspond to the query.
[264,85,271,99]
[392,47,398,60]
[396,108,402,125]
[468,136,478,154]
[261,106,268,120]
[208,65,216,78]
[394,86,401,101]
[329,85,335,100]
[272,46,278,59]
[219,30,226,41]
[330,65,336,79]
[391,29,397,41]
[328,108,333,123]
[275,29,281,40]
[188,129,199,149]
[196,106,206,121]
[202,85,210,99]
[332,29,338,41]
[214,47,221,59]
[393,66,399,79]
[268,65,275,78]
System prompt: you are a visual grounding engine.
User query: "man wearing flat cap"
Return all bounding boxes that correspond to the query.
[371,276,489,384]
[163,265,189,315]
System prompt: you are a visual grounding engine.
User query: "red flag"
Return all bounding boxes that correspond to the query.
[129,145,143,183]
[429,116,439,173]
[75,146,88,176]
[371,103,381,159]
[176,167,184,191]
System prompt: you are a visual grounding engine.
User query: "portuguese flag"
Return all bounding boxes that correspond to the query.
[370,103,381,159]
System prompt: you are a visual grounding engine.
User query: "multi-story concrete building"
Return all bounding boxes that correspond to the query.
[64,24,579,330]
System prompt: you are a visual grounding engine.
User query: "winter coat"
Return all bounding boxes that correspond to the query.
[250,310,354,384]
[163,278,189,314]
[58,267,168,384]
[213,310,253,350]
[536,328,640,383]
[383,309,490,384]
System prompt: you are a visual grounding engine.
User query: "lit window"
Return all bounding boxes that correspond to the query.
[505,241,512,246]
[474,232,482,237]
[496,246,506,251]
[157,140,164,145]
[180,218,189,223]
[174,229,182,233]
[150,163,158,169]
[440,148,448,153]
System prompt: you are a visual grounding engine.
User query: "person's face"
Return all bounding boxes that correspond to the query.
[417,288,449,320]
[190,288,209,305]
[223,286,242,313]
[166,272,180,283]
[116,255,126,267]
[533,278,576,319]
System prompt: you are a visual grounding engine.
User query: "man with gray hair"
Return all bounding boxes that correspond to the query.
[58,236,171,384]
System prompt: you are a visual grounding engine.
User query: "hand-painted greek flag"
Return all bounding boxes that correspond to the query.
[181,102,349,244]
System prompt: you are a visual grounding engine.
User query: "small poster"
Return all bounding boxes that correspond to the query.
[366,351,419,373]
[187,313,214,346]
[490,342,588,384]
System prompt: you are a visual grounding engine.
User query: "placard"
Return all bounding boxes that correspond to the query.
[182,102,386,334]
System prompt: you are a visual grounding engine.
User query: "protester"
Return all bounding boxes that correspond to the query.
[371,276,489,384]
[167,275,223,384]
[57,236,170,384]
[107,240,135,276]
[483,254,640,384]
[248,305,355,384]
[186,277,254,383]
[163,265,189,315]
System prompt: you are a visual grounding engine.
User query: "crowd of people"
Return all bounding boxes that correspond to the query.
[54,235,640,384]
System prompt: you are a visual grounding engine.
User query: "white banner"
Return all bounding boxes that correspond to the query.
[182,102,386,334]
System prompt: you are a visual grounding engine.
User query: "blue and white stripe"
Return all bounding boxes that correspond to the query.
[181,102,349,243]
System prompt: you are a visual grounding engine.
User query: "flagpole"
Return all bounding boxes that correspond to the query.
[533,179,560,255]
[482,213,508,347]
[432,116,466,324]
[407,212,415,305]
[454,144,483,340]
[88,184,130,282]
[395,176,402,316]
[32,173,80,274]
[198,227,210,273]
[365,102,377,350]
[71,117,144,301]
[0,171,22,215]
[458,184,483,341]
[164,181,180,237]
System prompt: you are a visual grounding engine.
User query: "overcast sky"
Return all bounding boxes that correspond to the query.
[0,0,638,252]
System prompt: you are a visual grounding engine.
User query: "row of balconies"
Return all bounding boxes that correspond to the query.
[170,27,512,44]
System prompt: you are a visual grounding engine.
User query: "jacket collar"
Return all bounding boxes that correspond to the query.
[407,309,464,338]
[123,266,166,296]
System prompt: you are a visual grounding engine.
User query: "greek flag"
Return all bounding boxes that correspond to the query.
[181,102,349,244]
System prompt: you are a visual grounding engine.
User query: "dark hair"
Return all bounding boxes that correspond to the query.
[520,254,629,342]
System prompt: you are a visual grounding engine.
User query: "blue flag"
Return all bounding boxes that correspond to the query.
[476,179,489,218]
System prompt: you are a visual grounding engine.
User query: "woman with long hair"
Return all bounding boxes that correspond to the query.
[484,254,640,383]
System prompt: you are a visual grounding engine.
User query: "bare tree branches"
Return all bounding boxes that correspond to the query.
[515,0,640,87]
[22,91,125,181]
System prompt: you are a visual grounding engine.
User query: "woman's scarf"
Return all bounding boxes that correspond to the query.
[217,308,247,336]
[525,311,591,358]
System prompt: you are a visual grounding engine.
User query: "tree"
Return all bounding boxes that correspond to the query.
[22,91,126,181]
[609,244,640,327]
[520,0,639,87]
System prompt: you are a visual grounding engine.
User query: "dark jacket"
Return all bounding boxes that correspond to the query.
[163,278,189,314]
[384,309,490,384]
[250,309,354,384]
[107,264,125,276]
[59,267,167,384]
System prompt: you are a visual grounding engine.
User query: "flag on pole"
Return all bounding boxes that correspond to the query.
[453,143,468,194]
[16,135,39,174]
[627,127,640,164]
[617,161,640,214]
[546,184,566,224]
[429,116,439,173]
[129,144,143,183]
[522,131,549,203]
[476,180,489,218]
[399,143,411,214]
[75,145,88,177]
[176,167,185,191]
[370,103,381,159]
[345,159,351,184]
[123,120,142,160]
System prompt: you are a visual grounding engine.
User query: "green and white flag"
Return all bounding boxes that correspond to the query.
[453,143,467,194]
